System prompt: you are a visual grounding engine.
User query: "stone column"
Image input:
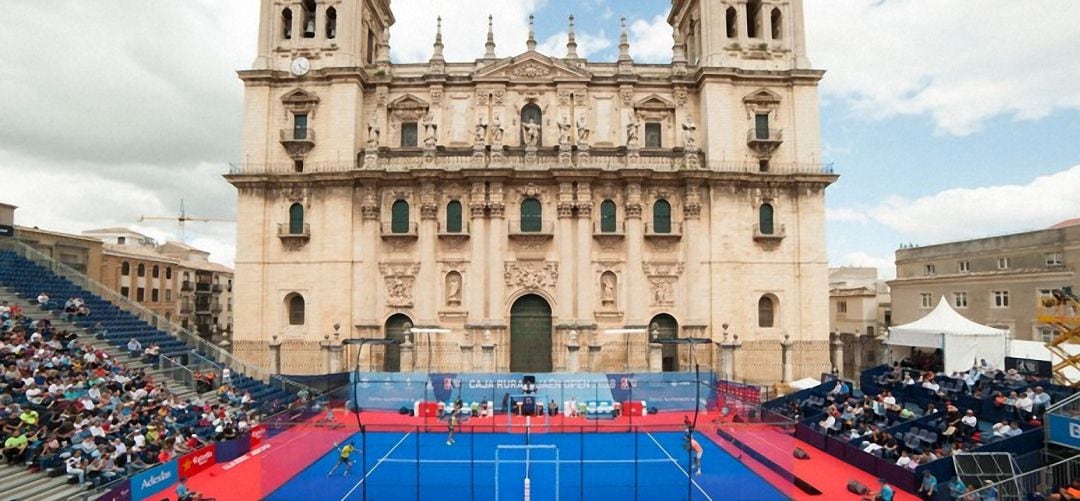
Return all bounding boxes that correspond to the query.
[719,331,741,382]
[460,343,474,372]
[487,185,506,323]
[468,190,487,321]
[683,182,707,325]
[780,333,794,383]
[648,331,663,373]
[830,332,844,377]
[736,2,750,47]
[401,335,415,372]
[328,343,344,373]
[418,186,439,325]
[269,335,283,374]
[320,335,334,374]
[575,184,594,321]
[566,330,581,372]
[556,184,576,322]
[624,182,646,325]
[481,330,496,372]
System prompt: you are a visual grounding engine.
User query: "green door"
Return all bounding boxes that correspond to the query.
[650,314,679,372]
[510,295,553,373]
[383,314,411,372]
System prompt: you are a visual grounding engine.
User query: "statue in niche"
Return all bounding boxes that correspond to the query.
[474,115,488,144]
[446,273,462,305]
[557,115,571,146]
[601,273,616,305]
[576,114,590,144]
[681,117,697,149]
[567,329,579,346]
[422,113,438,146]
[491,114,504,144]
[522,118,541,148]
[483,329,493,345]
[367,117,381,147]
[626,115,640,148]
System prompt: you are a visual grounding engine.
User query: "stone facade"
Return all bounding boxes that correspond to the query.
[889,221,1079,343]
[227,0,836,382]
[829,267,891,380]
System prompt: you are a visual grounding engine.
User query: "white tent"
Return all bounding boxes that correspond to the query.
[886,297,1009,373]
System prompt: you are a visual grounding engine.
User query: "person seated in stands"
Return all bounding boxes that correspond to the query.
[901,372,916,385]
[66,449,88,485]
[76,304,91,317]
[2,426,29,465]
[1032,386,1051,412]
[991,419,1011,439]
[899,406,915,420]
[1003,421,1023,438]
[960,409,978,437]
[1053,479,1080,501]
[827,380,846,398]
[36,292,50,307]
[479,401,491,418]
[568,397,578,417]
[1004,391,1018,407]
[818,409,837,433]
[881,433,899,460]
[127,338,142,358]
[904,453,921,471]
[920,373,940,392]
[1016,391,1034,414]
[895,450,912,468]
[1006,368,1024,382]
[141,344,160,364]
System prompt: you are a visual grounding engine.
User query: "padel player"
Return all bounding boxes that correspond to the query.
[446,410,458,445]
[684,435,703,476]
[327,441,356,477]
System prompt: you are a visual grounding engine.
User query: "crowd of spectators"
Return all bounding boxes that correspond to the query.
[0,301,261,490]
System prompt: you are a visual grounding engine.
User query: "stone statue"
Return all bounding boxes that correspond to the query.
[491,114,504,144]
[482,329,493,345]
[626,115,639,148]
[522,118,541,148]
[474,115,488,144]
[601,273,616,305]
[367,118,381,147]
[557,115,571,146]
[446,273,461,305]
[681,117,697,149]
[567,329,579,346]
[422,113,437,139]
[576,114,590,144]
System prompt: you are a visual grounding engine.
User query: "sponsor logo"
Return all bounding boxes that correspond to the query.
[1070,423,1080,439]
[140,469,173,490]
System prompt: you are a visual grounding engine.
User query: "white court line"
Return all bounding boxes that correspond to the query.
[645,432,714,501]
[379,458,674,464]
[339,432,413,501]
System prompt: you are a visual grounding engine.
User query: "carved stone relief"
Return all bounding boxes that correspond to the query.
[504,261,558,289]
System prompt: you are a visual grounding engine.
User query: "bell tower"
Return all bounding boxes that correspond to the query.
[668,0,810,70]
[252,0,393,71]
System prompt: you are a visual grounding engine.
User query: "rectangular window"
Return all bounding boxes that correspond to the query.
[992,290,1009,308]
[958,260,970,273]
[117,236,126,245]
[293,114,308,140]
[920,293,933,308]
[953,292,968,308]
[401,122,418,147]
[1045,252,1063,266]
[136,288,145,302]
[924,264,936,276]
[366,29,376,64]
[151,289,159,302]
[120,287,130,298]
[837,301,847,314]
[755,114,770,139]
[165,289,172,302]
[1040,327,1056,343]
[997,257,1010,270]
[645,123,662,148]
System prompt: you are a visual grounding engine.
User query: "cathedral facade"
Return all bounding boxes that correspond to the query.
[228,0,836,383]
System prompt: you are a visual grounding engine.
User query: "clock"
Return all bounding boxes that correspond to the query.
[290,57,311,77]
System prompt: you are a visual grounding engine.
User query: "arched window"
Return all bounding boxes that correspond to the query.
[520,198,542,232]
[600,200,617,233]
[289,203,305,234]
[281,8,293,39]
[520,103,542,145]
[152,266,160,279]
[653,200,671,234]
[759,203,775,235]
[726,7,738,38]
[301,0,316,38]
[325,7,337,39]
[445,200,463,233]
[165,267,172,280]
[137,264,146,277]
[771,8,783,39]
[758,295,776,328]
[121,262,130,276]
[747,0,762,38]
[391,200,410,234]
[286,293,305,326]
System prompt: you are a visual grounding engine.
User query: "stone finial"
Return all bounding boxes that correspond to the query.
[527,14,537,52]
[566,15,579,59]
[484,15,497,59]
[618,17,632,62]
[430,16,445,62]
[672,29,687,64]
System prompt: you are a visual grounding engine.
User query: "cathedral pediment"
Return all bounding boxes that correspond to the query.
[473,52,591,83]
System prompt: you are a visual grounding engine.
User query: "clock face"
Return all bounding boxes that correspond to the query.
[290,57,310,77]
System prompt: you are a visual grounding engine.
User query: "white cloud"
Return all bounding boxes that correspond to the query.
[834,165,1080,244]
[390,0,546,63]
[805,0,1080,135]
[835,252,896,280]
[628,14,672,63]
[536,30,614,59]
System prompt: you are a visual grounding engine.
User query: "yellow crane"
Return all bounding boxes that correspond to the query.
[138,200,234,243]
[1036,286,1080,387]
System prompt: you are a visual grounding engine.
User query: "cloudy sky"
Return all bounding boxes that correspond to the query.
[2,0,1079,277]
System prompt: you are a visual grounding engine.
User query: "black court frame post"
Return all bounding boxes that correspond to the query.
[415,425,421,501]
[579,426,585,501]
[361,425,368,501]
[634,426,639,501]
[470,426,475,501]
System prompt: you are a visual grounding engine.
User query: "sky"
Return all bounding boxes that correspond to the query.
[1,0,1078,278]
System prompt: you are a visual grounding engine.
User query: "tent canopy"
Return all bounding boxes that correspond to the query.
[887,297,1009,373]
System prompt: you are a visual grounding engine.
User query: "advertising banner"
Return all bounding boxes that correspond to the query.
[249,425,268,447]
[130,460,178,500]
[215,437,252,463]
[179,444,217,478]
[1047,413,1080,450]
[97,479,132,501]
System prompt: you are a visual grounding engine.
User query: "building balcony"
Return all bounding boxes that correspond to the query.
[380,222,419,240]
[593,221,626,239]
[437,221,470,240]
[195,283,212,294]
[753,224,787,242]
[211,301,223,314]
[181,281,194,292]
[277,223,311,246]
[747,128,783,158]
[644,222,683,239]
[279,128,316,160]
[211,284,224,294]
[508,220,555,241]
[179,302,194,314]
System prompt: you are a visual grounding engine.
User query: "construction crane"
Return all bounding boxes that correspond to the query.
[1036,286,1080,387]
[139,200,234,243]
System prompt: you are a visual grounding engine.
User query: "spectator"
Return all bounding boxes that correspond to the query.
[917,472,937,501]
[991,420,1010,439]
[127,338,142,357]
[1032,387,1051,411]
[3,426,28,464]
[1003,421,1023,438]
[66,450,87,485]
[36,292,50,307]
[1016,392,1034,414]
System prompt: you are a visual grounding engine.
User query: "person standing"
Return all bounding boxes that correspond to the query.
[917,471,937,500]
[684,435,703,476]
[446,410,458,446]
[327,441,356,477]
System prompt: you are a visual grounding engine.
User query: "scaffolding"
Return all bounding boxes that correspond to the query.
[1035,287,1080,388]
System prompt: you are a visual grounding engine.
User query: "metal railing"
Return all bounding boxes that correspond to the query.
[644,221,683,236]
[380,221,420,236]
[746,128,783,142]
[507,220,555,236]
[963,453,1080,500]
[279,127,316,142]
[277,222,311,237]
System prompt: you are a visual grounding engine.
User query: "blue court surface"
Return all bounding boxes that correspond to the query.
[266,430,788,501]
